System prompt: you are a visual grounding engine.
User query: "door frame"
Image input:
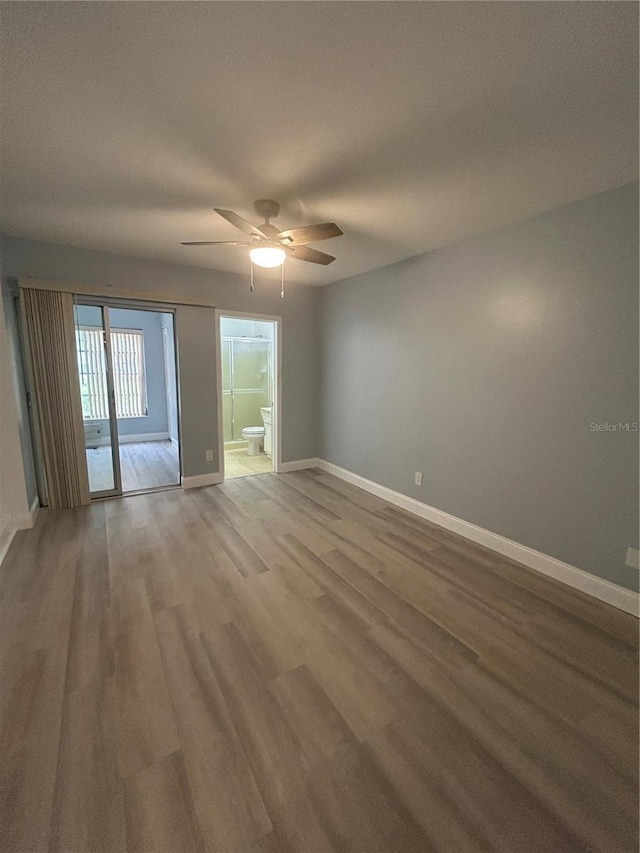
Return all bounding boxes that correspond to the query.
[102,303,124,497]
[216,309,282,480]
[74,301,124,498]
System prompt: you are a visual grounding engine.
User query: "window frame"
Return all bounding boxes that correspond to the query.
[76,325,148,420]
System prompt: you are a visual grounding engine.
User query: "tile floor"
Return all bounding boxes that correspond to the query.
[224,448,272,479]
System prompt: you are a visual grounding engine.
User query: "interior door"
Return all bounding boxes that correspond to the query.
[74,303,123,497]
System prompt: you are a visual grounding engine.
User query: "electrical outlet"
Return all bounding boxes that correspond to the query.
[205,450,214,462]
[625,547,639,570]
[414,472,423,486]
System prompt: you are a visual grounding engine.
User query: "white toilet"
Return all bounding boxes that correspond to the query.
[242,425,265,456]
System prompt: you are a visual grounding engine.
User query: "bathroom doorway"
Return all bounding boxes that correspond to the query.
[218,313,280,480]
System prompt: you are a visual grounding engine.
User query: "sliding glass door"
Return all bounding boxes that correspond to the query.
[74,299,181,498]
[74,303,122,497]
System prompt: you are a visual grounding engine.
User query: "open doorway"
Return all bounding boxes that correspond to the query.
[219,314,278,480]
[74,302,180,496]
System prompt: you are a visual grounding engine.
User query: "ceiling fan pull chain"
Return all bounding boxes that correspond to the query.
[281,263,285,299]
[250,258,255,292]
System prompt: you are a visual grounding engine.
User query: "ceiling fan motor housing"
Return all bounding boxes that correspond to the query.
[254,199,280,223]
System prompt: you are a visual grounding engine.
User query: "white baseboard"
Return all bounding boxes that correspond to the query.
[0,526,17,567]
[88,432,170,447]
[12,496,39,532]
[225,440,248,451]
[279,457,321,473]
[120,432,170,444]
[308,459,639,617]
[0,495,40,567]
[182,472,223,489]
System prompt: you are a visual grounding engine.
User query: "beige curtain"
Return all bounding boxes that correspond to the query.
[21,288,90,509]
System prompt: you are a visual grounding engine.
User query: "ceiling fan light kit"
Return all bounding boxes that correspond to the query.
[249,244,287,268]
[181,199,343,297]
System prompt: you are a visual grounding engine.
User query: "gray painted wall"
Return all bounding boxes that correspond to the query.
[320,183,639,591]
[175,306,217,478]
[0,237,321,476]
[1,279,38,507]
[75,304,169,437]
[0,273,31,544]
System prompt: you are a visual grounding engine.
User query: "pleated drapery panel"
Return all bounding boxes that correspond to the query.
[21,288,90,509]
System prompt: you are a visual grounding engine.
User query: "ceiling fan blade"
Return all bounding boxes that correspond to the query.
[214,208,269,239]
[277,223,343,245]
[285,245,336,265]
[181,240,250,246]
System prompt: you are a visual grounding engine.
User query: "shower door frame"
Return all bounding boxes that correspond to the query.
[216,309,282,479]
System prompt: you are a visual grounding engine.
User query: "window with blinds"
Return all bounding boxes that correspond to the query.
[76,327,147,419]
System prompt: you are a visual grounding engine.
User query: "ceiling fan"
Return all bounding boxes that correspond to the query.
[181,199,343,267]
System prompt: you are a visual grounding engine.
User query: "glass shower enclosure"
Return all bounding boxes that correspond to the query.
[221,337,272,444]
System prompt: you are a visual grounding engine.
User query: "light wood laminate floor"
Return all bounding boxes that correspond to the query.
[0,470,637,852]
[86,440,180,493]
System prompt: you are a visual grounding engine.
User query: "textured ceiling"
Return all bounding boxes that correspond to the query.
[0,2,637,286]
